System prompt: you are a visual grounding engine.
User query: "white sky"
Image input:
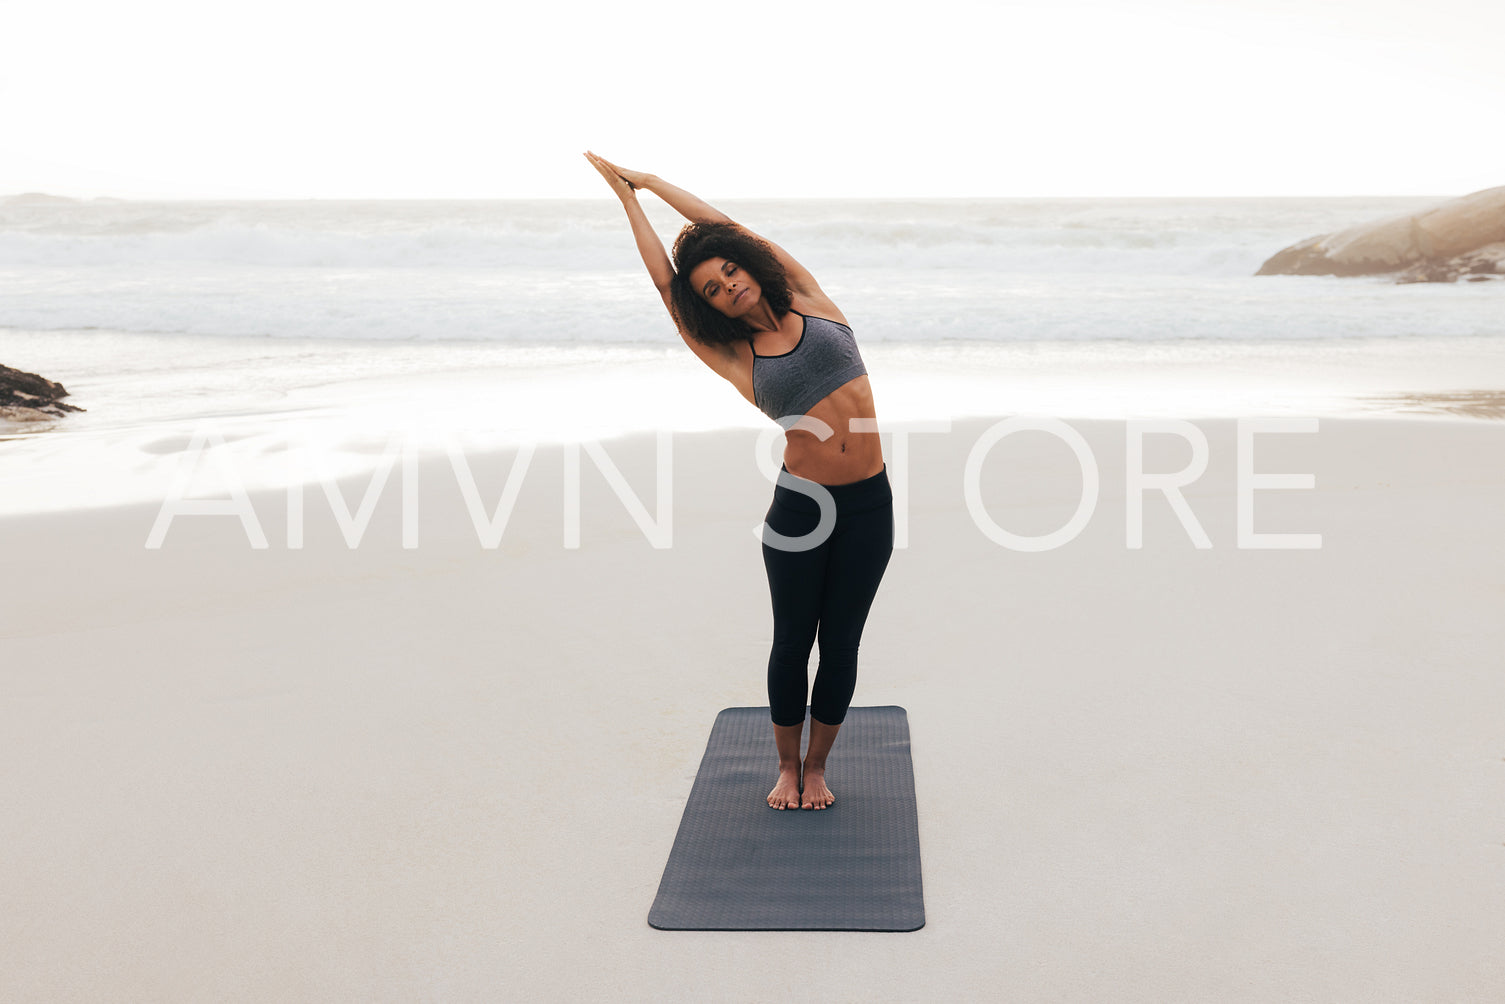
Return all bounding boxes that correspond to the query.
[3,0,1500,199]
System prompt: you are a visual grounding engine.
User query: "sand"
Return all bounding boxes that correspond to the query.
[2,414,1503,1001]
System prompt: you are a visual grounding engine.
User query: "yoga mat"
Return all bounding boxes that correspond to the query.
[648,705,925,932]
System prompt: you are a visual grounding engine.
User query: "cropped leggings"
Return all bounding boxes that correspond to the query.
[761,465,894,728]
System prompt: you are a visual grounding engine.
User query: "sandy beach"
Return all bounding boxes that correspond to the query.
[3,410,1502,1001]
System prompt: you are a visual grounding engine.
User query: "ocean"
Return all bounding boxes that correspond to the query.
[4,194,1501,345]
[2,194,1502,514]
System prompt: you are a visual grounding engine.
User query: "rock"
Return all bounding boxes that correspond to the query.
[0,364,85,418]
[1457,241,1505,275]
[1395,240,1505,284]
[1257,186,1505,282]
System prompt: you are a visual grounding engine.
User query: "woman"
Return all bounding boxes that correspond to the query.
[585,152,893,811]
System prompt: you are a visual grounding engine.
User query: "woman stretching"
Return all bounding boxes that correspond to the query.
[586,152,893,811]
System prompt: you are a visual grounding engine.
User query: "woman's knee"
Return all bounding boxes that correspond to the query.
[814,637,860,668]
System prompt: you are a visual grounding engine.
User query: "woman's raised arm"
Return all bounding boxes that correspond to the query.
[585,151,750,386]
[585,151,675,296]
[588,153,827,304]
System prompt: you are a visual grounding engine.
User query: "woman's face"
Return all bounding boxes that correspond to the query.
[688,256,761,318]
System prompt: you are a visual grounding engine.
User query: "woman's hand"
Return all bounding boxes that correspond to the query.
[586,153,731,226]
[586,150,676,291]
[584,150,635,200]
[584,151,644,201]
[588,153,655,192]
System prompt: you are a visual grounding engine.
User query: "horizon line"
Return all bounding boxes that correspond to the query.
[0,189,1475,204]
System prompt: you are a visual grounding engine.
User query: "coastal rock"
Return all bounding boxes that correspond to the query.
[0,364,84,419]
[1396,241,1505,284]
[1256,186,1505,282]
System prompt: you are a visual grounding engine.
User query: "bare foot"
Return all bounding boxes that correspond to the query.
[767,767,801,810]
[800,766,834,810]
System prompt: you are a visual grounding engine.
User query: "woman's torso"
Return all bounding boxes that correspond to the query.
[738,296,882,486]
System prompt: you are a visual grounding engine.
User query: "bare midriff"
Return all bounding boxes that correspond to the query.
[780,375,884,486]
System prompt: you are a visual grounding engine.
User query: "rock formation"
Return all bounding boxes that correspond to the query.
[0,364,84,419]
[1256,186,1505,283]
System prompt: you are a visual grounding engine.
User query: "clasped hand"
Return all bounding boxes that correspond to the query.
[584,151,654,199]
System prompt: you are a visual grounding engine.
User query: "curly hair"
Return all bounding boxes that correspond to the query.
[669,222,793,347]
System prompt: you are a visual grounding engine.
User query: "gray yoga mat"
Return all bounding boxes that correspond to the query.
[648,705,925,932]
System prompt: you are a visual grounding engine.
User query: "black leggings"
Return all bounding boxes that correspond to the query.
[761,465,894,727]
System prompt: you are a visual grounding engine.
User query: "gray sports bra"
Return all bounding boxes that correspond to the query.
[751,311,868,421]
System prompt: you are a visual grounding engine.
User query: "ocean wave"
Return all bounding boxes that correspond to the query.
[0,195,1426,275]
[4,196,1489,344]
